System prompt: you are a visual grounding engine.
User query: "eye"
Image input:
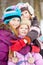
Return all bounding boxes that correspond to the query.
[12,18,15,21]
[25,11,28,14]
[17,19,20,22]
[20,27,23,29]
[21,13,23,16]
[25,28,28,29]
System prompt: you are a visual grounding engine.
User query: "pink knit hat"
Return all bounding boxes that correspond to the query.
[16,2,34,17]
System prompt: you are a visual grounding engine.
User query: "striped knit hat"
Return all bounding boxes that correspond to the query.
[2,6,21,24]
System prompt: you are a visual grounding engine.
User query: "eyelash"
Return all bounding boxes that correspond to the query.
[21,14,23,16]
[21,12,27,16]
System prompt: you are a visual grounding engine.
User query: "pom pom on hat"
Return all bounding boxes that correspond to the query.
[16,2,24,8]
[16,2,34,17]
[2,6,21,24]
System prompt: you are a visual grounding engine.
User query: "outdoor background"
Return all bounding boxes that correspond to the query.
[0,0,43,21]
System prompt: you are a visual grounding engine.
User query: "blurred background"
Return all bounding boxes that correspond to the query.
[0,0,43,21]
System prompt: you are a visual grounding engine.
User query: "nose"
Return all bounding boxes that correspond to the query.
[22,29,25,31]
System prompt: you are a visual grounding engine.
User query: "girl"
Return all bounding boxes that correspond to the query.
[16,2,40,45]
[38,19,43,57]
[9,19,43,65]
[0,6,26,65]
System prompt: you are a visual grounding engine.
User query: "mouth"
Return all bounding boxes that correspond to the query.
[22,32,26,34]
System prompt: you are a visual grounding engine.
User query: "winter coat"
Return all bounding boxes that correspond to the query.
[10,38,40,54]
[0,29,26,65]
[8,51,43,65]
[27,16,40,41]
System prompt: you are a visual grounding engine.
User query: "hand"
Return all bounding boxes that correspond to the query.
[28,57,35,64]
[12,57,18,63]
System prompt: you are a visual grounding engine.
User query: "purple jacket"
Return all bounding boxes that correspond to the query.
[0,29,18,65]
[0,29,17,52]
[0,27,31,65]
[8,52,43,65]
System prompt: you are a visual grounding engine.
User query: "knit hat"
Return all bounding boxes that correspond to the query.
[2,6,21,24]
[16,2,34,17]
[21,18,31,28]
[4,5,16,13]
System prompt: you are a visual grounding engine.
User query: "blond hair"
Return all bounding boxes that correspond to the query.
[21,18,31,28]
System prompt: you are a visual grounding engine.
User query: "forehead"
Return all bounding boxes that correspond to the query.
[21,10,29,13]
[9,17,20,24]
[10,17,20,23]
[20,24,28,28]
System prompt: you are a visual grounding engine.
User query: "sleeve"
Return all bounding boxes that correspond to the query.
[0,30,10,59]
[31,39,41,53]
[27,16,40,41]
[0,29,15,46]
[31,45,40,53]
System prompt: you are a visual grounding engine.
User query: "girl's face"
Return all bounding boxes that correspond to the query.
[19,24,29,37]
[21,10,31,20]
[9,17,20,29]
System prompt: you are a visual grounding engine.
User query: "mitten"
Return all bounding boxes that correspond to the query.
[10,39,26,51]
[10,40,17,44]
[32,45,40,53]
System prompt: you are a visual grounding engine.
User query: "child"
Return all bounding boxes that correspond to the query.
[16,2,40,44]
[0,5,24,65]
[38,19,43,57]
[2,6,32,65]
[38,36,43,57]
[9,19,43,65]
